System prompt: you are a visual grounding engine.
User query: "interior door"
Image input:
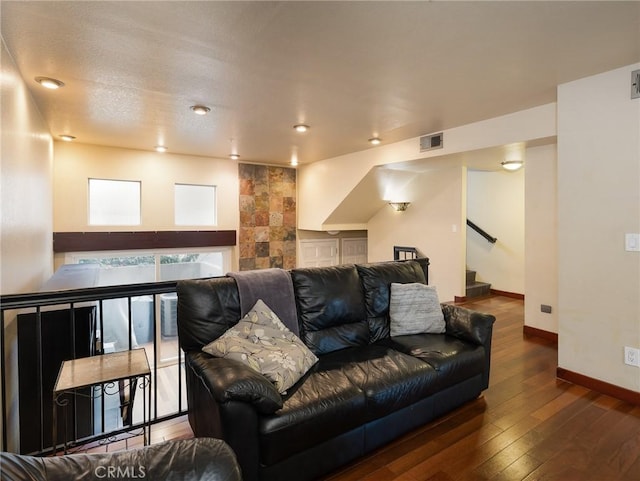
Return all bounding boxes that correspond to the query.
[298,239,339,267]
[341,238,368,264]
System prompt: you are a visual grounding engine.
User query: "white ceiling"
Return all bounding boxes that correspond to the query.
[2,1,639,166]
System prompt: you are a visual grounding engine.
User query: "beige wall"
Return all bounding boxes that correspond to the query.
[467,168,525,294]
[368,166,466,303]
[1,42,54,295]
[298,104,556,231]
[1,40,54,451]
[299,104,556,303]
[53,142,240,268]
[524,144,558,333]
[557,64,640,392]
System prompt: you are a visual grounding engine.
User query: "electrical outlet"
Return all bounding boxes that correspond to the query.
[624,346,640,367]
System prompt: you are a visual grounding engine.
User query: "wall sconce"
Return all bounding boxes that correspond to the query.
[388,202,410,212]
[501,160,524,171]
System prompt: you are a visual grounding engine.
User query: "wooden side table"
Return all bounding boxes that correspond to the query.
[53,348,151,454]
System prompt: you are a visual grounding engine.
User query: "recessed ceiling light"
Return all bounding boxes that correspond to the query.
[155,145,168,153]
[59,134,76,141]
[368,137,382,145]
[190,105,211,115]
[35,76,64,89]
[294,124,309,133]
[229,154,240,160]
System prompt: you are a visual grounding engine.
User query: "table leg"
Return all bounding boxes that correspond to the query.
[52,394,57,456]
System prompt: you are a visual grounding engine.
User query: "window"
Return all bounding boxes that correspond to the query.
[70,248,231,363]
[73,248,229,285]
[174,183,216,226]
[89,178,141,226]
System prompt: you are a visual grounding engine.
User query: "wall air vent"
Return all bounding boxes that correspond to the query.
[420,132,443,152]
[632,69,640,99]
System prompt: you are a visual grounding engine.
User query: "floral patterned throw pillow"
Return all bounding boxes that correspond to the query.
[202,299,318,393]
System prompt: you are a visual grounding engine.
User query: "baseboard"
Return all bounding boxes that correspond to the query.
[454,289,524,304]
[453,289,524,304]
[489,289,524,300]
[556,367,640,406]
[523,325,558,344]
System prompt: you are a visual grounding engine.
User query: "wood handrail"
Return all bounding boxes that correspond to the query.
[466,219,497,244]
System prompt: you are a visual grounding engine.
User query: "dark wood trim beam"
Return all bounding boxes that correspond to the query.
[523,325,558,344]
[557,367,640,406]
[53,230,237,253]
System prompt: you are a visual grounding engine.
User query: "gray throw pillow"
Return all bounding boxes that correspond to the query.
[389,283,446,336]
[202,299,318,393]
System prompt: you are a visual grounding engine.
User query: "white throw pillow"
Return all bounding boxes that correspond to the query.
[389,283,445,336]
[202,299,318,393]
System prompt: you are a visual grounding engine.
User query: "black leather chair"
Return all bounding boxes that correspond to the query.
[0,438,241,481]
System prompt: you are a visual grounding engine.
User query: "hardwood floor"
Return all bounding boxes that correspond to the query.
[84,295,640,480]
[323,296,640,481]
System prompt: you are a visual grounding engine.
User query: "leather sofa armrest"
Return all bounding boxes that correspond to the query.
[441,304,496,346]
[187,351,283,414]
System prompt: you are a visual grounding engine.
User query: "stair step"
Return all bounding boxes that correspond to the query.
[466,270,476,284]
[466,281,491,298]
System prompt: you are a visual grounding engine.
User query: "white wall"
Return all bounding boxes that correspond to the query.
[1,40,54,451]
[557,64,640,392]
[368,166,466,303]
[467,168,525,294]
[525,144,558,333]
[53,142,240,268]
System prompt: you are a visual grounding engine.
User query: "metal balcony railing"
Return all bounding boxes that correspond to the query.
[1,279,191,455]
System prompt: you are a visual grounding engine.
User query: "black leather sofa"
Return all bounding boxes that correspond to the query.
[177,259,495,481]
[0,438,241,481]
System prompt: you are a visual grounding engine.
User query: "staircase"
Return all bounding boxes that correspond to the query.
[466,269,491,298]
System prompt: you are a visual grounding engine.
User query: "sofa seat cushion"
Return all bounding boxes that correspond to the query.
[380,335,485,389]
[321,345,439,421]
[258,368,366,466]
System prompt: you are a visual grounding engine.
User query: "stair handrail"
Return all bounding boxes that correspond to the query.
[466,219,497,244]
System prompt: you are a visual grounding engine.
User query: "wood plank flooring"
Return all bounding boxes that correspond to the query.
[323,296,640,481]
[84,295,640,480]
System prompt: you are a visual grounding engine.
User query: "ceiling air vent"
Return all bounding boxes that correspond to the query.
[632,69,640,99]
[420,132,443,152]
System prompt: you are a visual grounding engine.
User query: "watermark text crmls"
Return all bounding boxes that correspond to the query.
[94,465,146,479]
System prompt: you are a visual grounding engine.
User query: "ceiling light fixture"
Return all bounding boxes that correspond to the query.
[190,105,211,115]
[369,137,382,145]
[229,154,240,160]
[59,134,76,141]
[501,160,524,171]
[293,124,309,133]
[35,76,64,89]
[155,145,168,153]
[388,202,410,212]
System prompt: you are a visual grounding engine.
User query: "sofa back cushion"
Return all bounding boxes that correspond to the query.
[177,277,241,352]
[291,265,368,356]
[356,260,428,342]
